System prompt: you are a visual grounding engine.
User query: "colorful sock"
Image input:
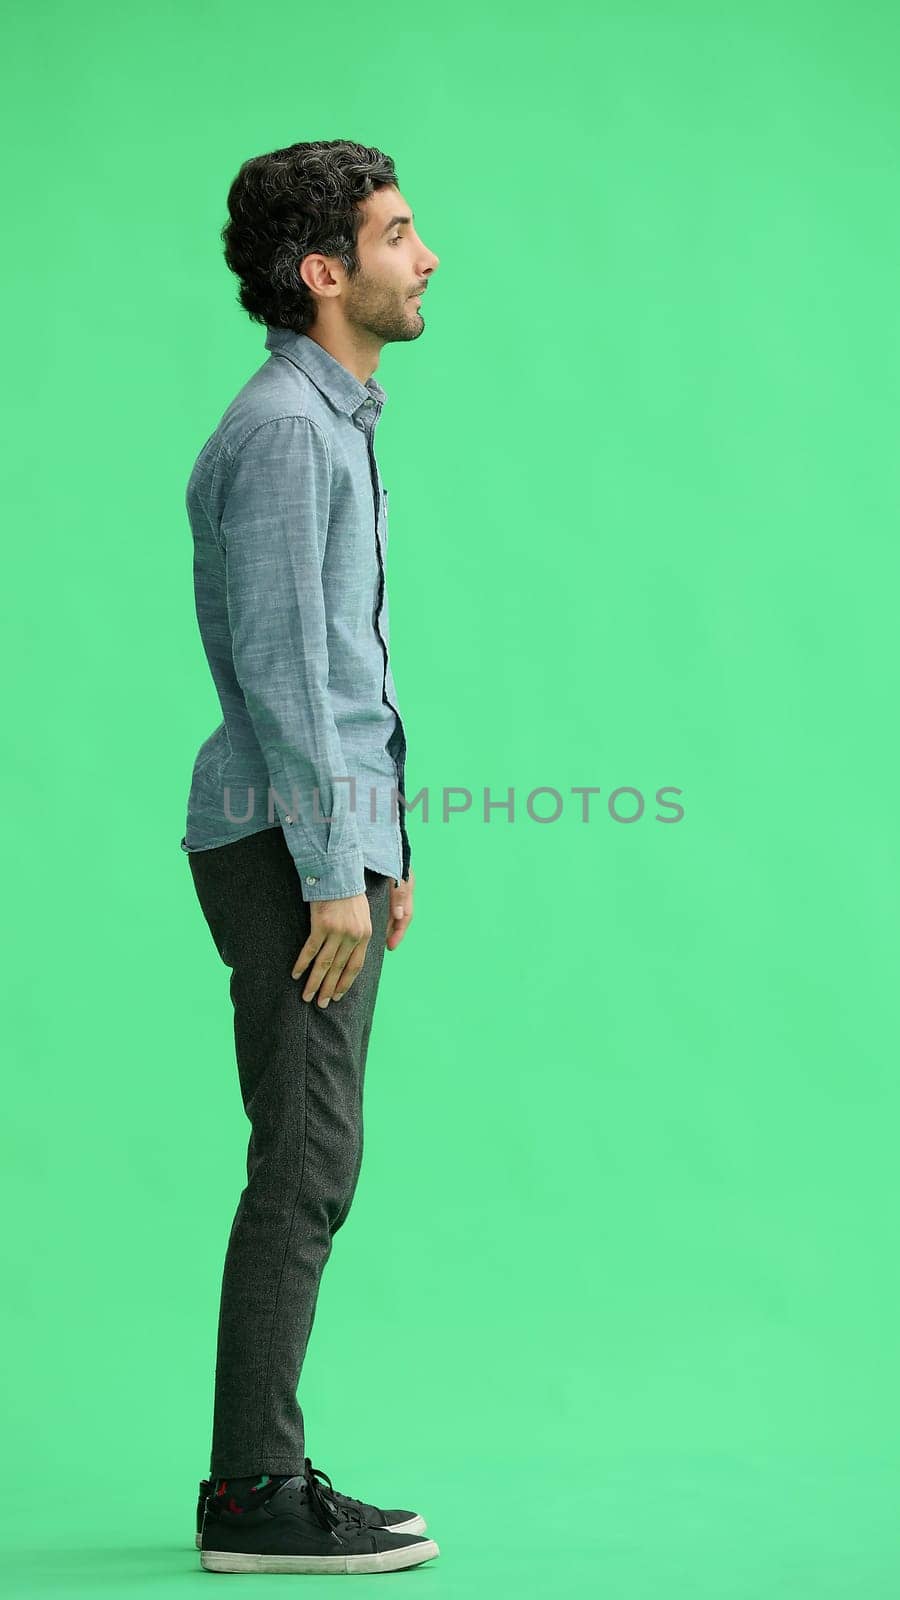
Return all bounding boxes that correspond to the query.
[213,1473,291,1514]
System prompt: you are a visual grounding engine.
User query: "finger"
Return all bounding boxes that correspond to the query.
[317,937,369,1004]
[387,890,413,932]
[385,914,410,951]
[331,944,369,1000]
[308,933,368,1005]
[292,931,326,980]
[300,934,344,1001]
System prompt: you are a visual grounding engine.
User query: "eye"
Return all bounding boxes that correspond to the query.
[389,235,402,245]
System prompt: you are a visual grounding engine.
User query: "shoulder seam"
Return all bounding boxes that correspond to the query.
[225,413,333,474]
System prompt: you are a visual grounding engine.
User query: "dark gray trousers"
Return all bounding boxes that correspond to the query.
[186,824,392,1478]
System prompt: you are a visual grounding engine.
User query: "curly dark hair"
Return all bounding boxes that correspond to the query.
[220,140,398,336]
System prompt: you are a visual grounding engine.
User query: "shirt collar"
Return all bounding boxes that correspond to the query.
[263,325,387,415]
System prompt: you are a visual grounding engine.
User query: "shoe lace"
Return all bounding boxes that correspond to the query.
[302,1456,367,1533]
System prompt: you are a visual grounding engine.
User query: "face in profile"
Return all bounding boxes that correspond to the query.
[341,186,440,345]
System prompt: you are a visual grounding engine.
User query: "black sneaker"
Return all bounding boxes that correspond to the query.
[199,1461,440,1574]
[194,1459,427,1547]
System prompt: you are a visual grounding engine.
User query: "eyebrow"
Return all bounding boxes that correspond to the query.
[380,211,415,236]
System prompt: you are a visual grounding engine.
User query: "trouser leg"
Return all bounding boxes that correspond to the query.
[186,826,392,1478]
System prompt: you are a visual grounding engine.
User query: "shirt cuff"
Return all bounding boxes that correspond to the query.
[285,842,368,902]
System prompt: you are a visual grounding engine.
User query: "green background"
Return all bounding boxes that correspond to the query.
[4,1,899,1594]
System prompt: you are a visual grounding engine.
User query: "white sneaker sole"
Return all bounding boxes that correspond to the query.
[199,1537,440,1574]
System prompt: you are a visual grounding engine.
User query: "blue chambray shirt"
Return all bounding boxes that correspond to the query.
[179,325,411,902]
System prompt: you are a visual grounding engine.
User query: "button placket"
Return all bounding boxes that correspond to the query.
[359,394,411,877]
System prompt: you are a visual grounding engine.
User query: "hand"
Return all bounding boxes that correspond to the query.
[291,892,372,1006]
[386,869,415,952]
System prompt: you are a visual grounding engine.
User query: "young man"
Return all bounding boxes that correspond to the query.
[179,140,440,1575]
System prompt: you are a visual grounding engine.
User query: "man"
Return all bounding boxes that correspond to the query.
[179,140,440,1576]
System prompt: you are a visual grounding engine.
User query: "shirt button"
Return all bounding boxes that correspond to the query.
[305,875,318,885]
[285,813,293,823]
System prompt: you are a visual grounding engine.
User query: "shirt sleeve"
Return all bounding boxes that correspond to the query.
[220,414,367,902]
